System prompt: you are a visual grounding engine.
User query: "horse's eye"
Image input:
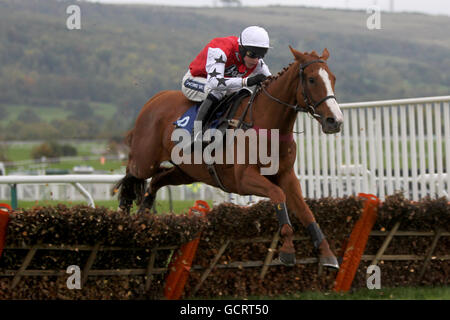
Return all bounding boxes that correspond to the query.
[308,77,315,84]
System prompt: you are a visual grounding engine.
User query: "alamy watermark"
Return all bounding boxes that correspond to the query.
[366,265,381,289]
[65,262,380,290]
[66,265,81,289]
[171,121,280,175]
[366,5,382,30]
[66,5,81,30]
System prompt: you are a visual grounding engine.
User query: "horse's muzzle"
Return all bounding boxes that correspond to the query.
[322,116,342,134]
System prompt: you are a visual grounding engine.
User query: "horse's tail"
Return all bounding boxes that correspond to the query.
[112,172,147,210]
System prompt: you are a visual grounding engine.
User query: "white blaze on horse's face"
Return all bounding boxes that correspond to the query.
[318,68,344,131]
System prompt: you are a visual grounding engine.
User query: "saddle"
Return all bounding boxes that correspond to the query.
[174,88,252,137]
[207,88,253,135]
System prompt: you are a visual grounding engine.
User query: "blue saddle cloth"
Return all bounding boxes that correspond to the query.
[173,103,225,133]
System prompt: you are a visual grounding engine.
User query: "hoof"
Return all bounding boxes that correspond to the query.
[279,252,296,266]
[319,256,340,270]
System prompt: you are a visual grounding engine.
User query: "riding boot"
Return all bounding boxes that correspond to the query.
[192,93,219,143]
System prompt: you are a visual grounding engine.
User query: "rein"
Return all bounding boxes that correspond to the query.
[261,59,336,119]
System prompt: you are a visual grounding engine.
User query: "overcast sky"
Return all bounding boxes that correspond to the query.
[85,0,450,16]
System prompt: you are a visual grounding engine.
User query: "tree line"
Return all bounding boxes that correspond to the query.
[0,0,449,141]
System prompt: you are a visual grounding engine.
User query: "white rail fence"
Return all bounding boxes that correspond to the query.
[0,95,449,207]
[0,175,250,208]
[294,95,449,200]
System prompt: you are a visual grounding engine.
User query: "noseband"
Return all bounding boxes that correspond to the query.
[261,59,337,119]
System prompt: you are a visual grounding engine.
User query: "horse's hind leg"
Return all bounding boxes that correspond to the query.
[113,172,147,214]
[126,134,164,213]
[137,168,169,214]
[138,166,196,214]
[139,190,156,214]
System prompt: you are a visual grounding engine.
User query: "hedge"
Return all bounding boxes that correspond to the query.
[0,193,448,299]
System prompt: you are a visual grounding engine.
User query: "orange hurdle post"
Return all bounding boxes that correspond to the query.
[334,193,380,293]
[164,200,210,300]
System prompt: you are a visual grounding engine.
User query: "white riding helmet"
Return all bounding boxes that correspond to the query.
[238,26,271,48]
[238,26,271,59]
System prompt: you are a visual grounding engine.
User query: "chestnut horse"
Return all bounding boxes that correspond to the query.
[115,46,344,268]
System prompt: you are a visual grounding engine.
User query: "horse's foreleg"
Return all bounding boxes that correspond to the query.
[278,169,339,270]
[237,166,295,266]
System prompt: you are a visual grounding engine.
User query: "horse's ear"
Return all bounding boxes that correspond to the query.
[321,48,330,60]
[289,45,307,62]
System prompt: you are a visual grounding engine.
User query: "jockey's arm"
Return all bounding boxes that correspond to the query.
[205,48,252,92]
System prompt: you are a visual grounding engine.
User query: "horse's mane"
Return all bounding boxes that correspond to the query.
[262,50,320,87]
[262,62,295,86]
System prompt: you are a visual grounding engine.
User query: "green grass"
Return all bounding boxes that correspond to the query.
[1,102,117,125]
[43,158,125,173]
[3,141,125,172]
[1,104,68,124]
[4,143,35,162]
[68,141,109,157]
[5,141,109,160]
[7,199,211,215]
[199,286,450,300]
[272,286,450,300]
[90,102,117,118]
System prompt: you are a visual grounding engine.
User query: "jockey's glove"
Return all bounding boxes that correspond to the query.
[246,74,267,87]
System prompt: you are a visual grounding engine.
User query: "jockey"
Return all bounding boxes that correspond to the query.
[181,26,272,141]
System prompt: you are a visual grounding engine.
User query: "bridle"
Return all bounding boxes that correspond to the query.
[261,59,337,120]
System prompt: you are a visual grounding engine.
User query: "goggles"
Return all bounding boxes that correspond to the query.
[241,46,268,59]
